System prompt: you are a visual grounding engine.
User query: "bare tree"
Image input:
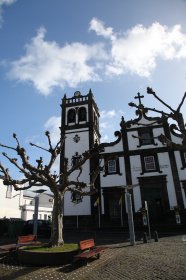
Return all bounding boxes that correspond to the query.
[128,87,186,151]
[0,131,104,247]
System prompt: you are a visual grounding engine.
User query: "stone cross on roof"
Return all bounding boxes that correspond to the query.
[134,92,144,105]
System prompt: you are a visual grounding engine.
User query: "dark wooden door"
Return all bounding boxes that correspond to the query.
[141,186,164,222]
[139,175,169,223]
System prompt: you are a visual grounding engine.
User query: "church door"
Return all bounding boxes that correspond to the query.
[139,175,169,223]
[103,188,125,226]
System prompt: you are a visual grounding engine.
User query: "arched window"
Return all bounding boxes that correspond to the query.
[78,107,87,122]
[67,109,75,123]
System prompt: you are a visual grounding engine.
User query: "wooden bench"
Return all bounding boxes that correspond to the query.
[73,239,106,265]
[17,234,37,246]
[0,234,40,252]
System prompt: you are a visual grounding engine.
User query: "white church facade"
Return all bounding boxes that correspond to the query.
[61,90,186,230]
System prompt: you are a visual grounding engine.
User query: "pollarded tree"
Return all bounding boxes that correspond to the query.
[129,87,186,151]
[0,131,104,247]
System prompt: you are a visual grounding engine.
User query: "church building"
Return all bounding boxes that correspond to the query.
[60,90,186,229]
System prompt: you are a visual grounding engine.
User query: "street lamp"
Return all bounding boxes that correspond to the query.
[32,189,46,236]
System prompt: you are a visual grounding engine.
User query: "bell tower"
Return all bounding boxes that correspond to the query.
[60,89,100,223]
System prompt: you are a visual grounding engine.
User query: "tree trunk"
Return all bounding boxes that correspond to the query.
[50,191,64,247]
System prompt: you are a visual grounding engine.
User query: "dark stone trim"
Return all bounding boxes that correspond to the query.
[65,129,89,134]
[87,91,101,215]
[180,151,186,170]
[140,154,162,175]
[120,124,134,210]
[60,96,67,178]
[120,127,132,186]
[101,146,171,158]
[181,181,186,201]
[128,147,171,155]
[163,122,184,209]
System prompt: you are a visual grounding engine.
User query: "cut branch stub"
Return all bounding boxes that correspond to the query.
[147,87,155,94]
[128,102,136,107]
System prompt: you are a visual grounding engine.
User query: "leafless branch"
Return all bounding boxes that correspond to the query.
[147,87,175,113]
[30,142,49,152]
[177,92,186,112]
[128,102,170,117]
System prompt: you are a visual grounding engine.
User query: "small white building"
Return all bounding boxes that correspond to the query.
[21,191,53,221]
[0,178,53,221]
[0,178,23,219]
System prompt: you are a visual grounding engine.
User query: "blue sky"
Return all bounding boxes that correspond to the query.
[0,0,186,177]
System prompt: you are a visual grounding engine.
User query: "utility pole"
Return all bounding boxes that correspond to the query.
[33,195,39,236]
[126,190,135,245]
[120,184,138,246]
[33,189,46,236]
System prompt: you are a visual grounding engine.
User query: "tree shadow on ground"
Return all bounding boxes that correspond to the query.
[0,251,41,280]
[57,258,96,274]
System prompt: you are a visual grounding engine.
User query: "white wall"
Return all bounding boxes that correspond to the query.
[0,179,23,219]
[21,205,53,221]
[100,157,126,187]
[64,128,92,215]
[64,191,91,216]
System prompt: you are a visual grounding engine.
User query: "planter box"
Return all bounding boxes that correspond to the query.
[18,248,79,266]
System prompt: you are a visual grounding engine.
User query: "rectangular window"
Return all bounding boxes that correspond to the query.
[103,157,121,177]
[138,128,155,147]
[39,214,42,219]
[108,160,116,173]
[6,185,12,198]
[44,214,47,220]
[141,132,152,145]
[144,156,156,171]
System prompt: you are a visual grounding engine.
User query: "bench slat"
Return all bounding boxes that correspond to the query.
[0,235,39,252]
[79,239,95,250]
[18,235,36,244]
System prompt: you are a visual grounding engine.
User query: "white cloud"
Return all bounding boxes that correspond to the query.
[44,116,61,144]
[100,110,116,119]
[9,27,107,95]
[100,134,109,143]
[8,19,186,94]
[100,109,124,142]
[105,22,186,77]
[89,17,115,40]
[0,0,16,27]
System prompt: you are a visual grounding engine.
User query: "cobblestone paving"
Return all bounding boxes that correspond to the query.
[82,235,186,280]
[0,235,185,280]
